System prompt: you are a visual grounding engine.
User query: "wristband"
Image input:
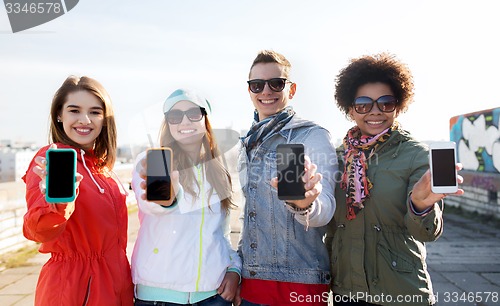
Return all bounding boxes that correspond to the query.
[285,201,313,212]
[160,197,178,208]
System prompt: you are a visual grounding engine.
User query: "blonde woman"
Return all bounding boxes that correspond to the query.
[131,89,241,306]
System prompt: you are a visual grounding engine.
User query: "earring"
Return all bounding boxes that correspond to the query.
[57,118,61,122]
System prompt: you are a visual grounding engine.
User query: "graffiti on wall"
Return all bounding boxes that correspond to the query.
[450,107,500,173]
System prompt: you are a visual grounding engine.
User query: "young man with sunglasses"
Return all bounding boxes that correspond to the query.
[326,53,464,305]
[236,50,338,305]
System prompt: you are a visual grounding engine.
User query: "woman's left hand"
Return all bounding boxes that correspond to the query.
[411,163,465,212]
[271,155,323,209]
[216,271,240,302]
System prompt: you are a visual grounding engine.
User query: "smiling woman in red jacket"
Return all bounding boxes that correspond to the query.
[23,75,134,305]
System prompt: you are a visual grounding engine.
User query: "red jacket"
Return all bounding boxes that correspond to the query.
[23,144,133,305]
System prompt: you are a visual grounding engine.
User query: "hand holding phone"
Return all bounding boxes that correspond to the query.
[45,148,77,203]
[429,141,458,194]
[276,144,306,200]
[146,148,173,201]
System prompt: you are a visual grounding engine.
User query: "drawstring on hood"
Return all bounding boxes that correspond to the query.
[286,129,293,143]
[392,140,403,158]
[80,149,105,194]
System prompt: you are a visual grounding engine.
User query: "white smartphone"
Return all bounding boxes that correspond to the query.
[429,141,458,194]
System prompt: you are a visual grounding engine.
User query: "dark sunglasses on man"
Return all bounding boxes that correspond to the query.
[165,107,207,125]
[247,78,292,94]
[353,95,398,114]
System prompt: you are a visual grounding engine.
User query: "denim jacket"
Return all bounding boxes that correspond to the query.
[237,115,338,284]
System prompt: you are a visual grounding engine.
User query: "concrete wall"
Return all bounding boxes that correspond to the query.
[449,107,500,217]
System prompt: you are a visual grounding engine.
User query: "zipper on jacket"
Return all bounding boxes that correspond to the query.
[195,165,205,291]
[82,276,92,306]
[372,225,381,286]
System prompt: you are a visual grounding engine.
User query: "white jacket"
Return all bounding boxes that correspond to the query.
[131,153,241,292]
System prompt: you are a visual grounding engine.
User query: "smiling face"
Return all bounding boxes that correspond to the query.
[58,90,104,150]
[248,62,296,121]
[167,100,207,147]
[349,82,399,136]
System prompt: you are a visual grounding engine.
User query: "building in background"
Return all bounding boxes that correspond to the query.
[0,148,36,183]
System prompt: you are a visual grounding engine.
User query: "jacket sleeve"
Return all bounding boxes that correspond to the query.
[294,128,338,227]
[222,212,242,279]
[23,149,75,243]
[404,145,444,242]
[131,151,182,216]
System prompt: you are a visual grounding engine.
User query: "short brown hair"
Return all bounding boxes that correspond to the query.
[249,50,292,79]
[335,52,415,117]
[49,76,117,170]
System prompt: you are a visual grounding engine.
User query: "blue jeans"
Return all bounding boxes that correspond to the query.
[240,300,268,306]
[134,294,232,306]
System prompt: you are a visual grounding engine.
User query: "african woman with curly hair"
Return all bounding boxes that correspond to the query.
[326,53,464,306]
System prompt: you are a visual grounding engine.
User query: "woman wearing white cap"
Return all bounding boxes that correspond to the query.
[131,89,241,305]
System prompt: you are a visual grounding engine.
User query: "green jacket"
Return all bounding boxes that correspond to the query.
[326,130,443,306]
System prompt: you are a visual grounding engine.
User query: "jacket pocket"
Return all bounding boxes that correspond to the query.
[377,244,415,273]
[375,244,428,298]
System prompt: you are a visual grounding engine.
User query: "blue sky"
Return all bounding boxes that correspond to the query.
[1,0,499,149]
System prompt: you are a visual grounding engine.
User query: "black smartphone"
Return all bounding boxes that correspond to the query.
[276,143,306,200]
[429,141,458,193]
[146,148,173,201]
[45,148,77,203]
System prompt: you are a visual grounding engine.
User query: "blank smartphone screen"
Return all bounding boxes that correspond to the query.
[146,149,171,201]
[431,149,456,186]
[47,151,75,198]
[277,144,306,200]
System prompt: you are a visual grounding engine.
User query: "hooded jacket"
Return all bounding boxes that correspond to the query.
[237,115,338,284]
[23,143,134,306]
[326,130,443,306]
[131,152,242,298]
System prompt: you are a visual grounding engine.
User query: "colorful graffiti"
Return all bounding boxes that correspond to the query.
[450,107,500,173]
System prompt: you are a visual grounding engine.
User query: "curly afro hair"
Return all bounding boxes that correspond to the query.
[334,52,414,117]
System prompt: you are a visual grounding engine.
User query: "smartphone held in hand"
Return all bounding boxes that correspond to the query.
[45,148,77,203]
[429,141,458,194]
[146,148,173,201]
[276,143,306,200]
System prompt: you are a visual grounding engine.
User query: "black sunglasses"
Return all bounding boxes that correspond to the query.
[353,95,398,114]
[165,107,207,125]
[247,78,291,93]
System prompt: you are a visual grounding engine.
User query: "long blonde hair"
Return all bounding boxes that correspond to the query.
[159,116,235,213]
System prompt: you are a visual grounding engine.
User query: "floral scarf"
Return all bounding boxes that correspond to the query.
[341,122,400,220]
[242,106,295,154]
